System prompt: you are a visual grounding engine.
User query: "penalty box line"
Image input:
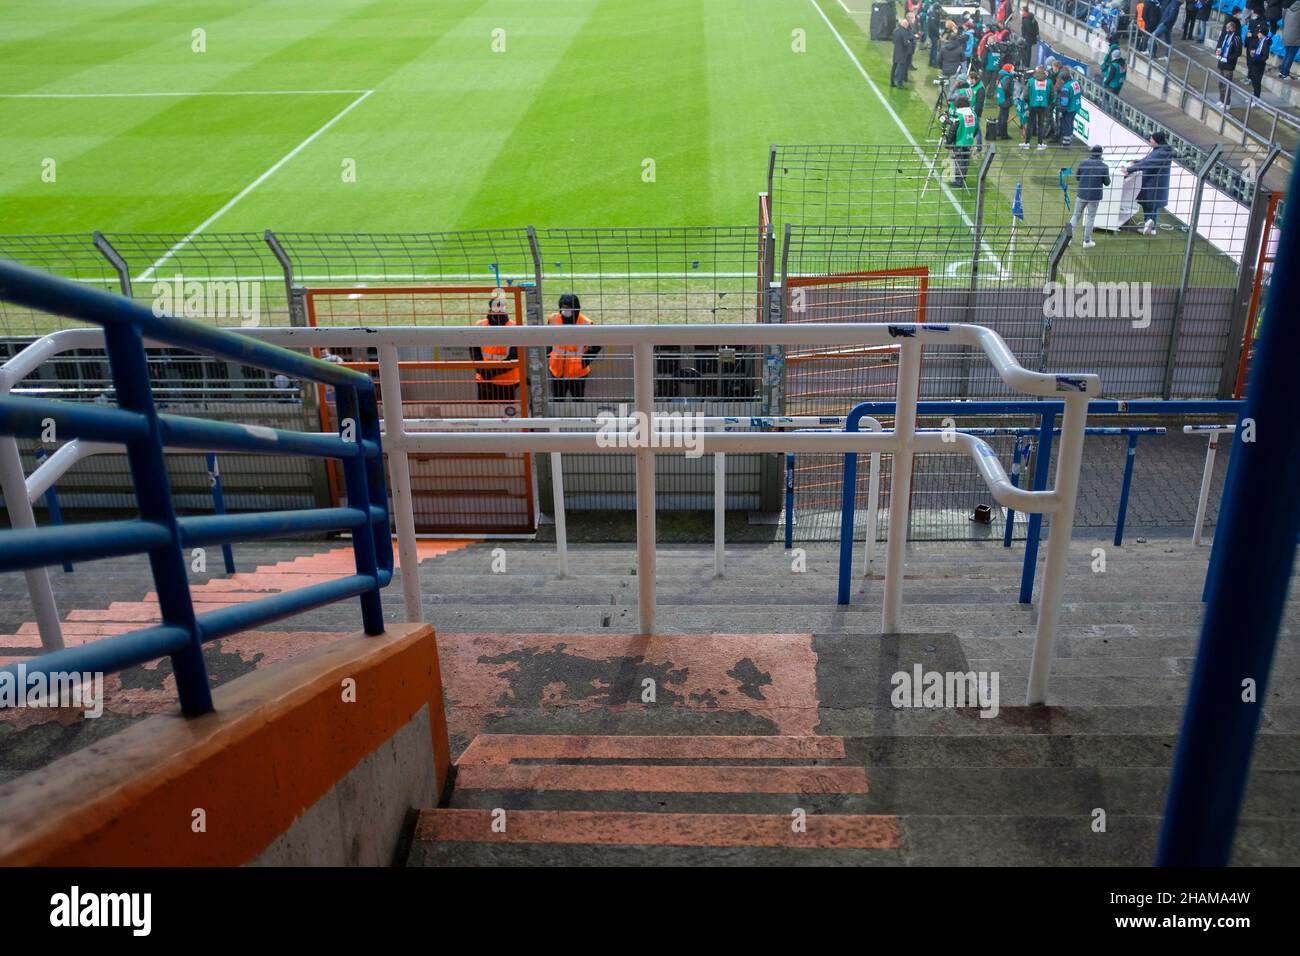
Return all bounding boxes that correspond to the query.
[806,0,1008,279]
[135,89,376,283]
[0,90,371,98]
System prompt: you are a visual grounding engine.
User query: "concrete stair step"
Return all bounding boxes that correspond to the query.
[408,814,1298,866]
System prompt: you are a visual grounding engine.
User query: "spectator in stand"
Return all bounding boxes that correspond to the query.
[1153,0,1182,50]
[1281,1,1300,78]
[994,61,1017,138]
[1245,0,1270,36]
[1245,18,1273,92]
[891,15,917,86]
[1136,0,1152,50]
[1215,15,1245,105]
[1184,0,1209,41]
[1266,0,1284,29]
[1071,145,1112,248]
[1020,4,1039,66]
[1195,0,1214,41]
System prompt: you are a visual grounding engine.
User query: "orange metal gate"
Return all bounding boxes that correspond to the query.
[305,285,536,535]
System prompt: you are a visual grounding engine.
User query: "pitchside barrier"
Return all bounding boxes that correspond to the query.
[0,204,1264,536]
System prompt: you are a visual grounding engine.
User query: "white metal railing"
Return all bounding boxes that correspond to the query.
[397,414,885,579]
[1184,423,1236,546]
[2,323,1101,706]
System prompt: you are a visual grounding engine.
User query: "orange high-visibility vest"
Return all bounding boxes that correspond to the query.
[548,313,593,379]
[475,317,519,386]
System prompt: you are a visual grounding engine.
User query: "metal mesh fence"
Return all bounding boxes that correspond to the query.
[0,234,120,335]
[533,227,766,325]
[273,230,537,289]
[99,231,292,328]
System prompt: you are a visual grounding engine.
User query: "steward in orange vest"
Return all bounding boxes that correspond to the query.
[471,296,519,402]
[547,293,601,399]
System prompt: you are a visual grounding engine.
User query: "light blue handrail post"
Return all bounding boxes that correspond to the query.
[1018,411,1055,604]
[784,453,795,550]
[1002,437,1025,548]
[1113,433,1139,546]
[1200,406,1248,602]
[205,453,236,575]
[34,448,73,573]
[1157,169,1300,864]
[102,322,212,716]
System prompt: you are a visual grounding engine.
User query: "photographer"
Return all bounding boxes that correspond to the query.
[967,69,988,147]
[993,61,1017,138]
[1055,66,1081,145]
[946,93,979,187]
[1021,63,1052,148]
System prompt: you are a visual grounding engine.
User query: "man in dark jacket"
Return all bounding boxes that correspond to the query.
[892,17,917,86]
[940,29,968,75]
[928,3,945,64]
[1246,19,1273,94]
[1215,15,1244,105]
[1153,0,1182,48]
[1124,132,1174,235]
[1019,4,1039,66]
[1070,145,1112,247]
[1184,0,1209,40]
[1280,1,1300,78]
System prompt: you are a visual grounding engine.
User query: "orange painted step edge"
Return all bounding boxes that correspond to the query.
[456,763,869,794]
[459,734,846,764]
[417,809,902,850]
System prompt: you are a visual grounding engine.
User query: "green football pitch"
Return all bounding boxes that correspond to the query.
[0,0,1237,294]
[0,0,941,233]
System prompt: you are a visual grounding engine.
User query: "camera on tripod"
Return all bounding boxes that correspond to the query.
[938,110,959,144]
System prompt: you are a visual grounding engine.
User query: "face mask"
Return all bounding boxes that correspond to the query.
[561,309,575,320]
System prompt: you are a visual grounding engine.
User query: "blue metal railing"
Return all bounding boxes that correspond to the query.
[0,260,393,716]
[1157,162,1300,865]
[832,400,1246,607]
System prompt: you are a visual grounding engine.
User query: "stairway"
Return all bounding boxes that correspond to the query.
[407,537,1300,866]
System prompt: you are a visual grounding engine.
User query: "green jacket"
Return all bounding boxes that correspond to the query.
[995,72,1015,106]
[1102,59,1126,91]
[952,106,977,147]
[1026,75,1051,108]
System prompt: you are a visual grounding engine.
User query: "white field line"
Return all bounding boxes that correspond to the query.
[806,0,1007,277]
[73,271,768,285]
[136,89,375,283]
[836,0,867,13]
[0,90,371,98]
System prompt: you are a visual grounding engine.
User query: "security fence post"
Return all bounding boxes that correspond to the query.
[93,232,133,297]
[1163,146,1222,399]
